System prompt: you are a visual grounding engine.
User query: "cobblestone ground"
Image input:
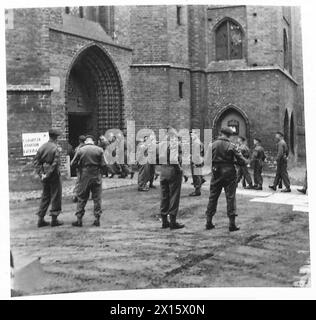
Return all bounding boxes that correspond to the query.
[10,175,310,296]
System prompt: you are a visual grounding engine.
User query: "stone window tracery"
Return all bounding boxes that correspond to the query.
[215,19,243,60]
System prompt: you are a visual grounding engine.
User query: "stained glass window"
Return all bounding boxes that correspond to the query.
[215,20,243,60]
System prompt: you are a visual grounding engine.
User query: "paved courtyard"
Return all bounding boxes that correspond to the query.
[10,175,310,296]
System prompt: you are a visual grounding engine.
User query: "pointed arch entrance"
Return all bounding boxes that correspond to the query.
[213,105,250,144]
[65,44,124,150]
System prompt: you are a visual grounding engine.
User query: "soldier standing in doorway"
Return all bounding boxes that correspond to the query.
[33,129,63,228]
[205,127,248,232]
[251,137,266,190]
[269,132,291,192]
[71,135,106,227]
[236,136,253,189]
[159,127,185,230]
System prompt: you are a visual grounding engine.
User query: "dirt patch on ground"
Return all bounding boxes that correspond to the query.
[10,185,310,295]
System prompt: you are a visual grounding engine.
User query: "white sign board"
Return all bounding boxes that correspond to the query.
[22,132,49,156]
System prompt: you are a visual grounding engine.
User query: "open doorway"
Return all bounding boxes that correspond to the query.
[68,113,93,176]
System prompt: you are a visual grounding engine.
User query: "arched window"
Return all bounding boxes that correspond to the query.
[215,19,243,61]
[283,29,290,70]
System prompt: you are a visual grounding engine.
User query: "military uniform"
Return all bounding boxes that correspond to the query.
[159,135,184,229]
[251,142,266,190]
[190,135,205,196]
[236,143,253,188]
[33,130,62,227]
[205,128,247,231]
[71,139,106,226]
[136,140,151,191]
[71,140,86,201]
[271,139,291,191]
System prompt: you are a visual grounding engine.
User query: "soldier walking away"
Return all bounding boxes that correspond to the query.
[297,170,308,194]
[269,132,291,192]
[159,128,185,230]
[71,135,106,227]
[33,129,63,228]
[71,135,86,202]
[205,127,248,232]
[251,137,266,190]
[189,130,205,197]
[236,136,253,189]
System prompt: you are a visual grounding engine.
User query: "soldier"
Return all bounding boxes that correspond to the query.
[147,134,159,188]
[251,137,266,190]
[189,130,206,197]
[136,135,150,191]
[98,135,110,178]
[71,135,86,202]
[269,132,291,192]
[105,133,122,178]
[119,132,135,179]
[236,136,253,189]
[33,129,63,228]
[71,135,106,227]
[205,127,248,232]
[159,128,185,230]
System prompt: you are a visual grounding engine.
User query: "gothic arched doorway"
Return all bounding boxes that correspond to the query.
[213,105,250,144]
[66,44,124,151]
[284,109,289,145]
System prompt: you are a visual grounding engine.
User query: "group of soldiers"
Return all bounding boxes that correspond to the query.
[33,125,297,231]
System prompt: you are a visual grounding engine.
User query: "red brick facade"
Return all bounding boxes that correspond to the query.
[5,5,305,189]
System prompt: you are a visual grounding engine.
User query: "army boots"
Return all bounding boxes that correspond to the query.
[92,216,100,227]
[169,215,185,230]
[229,215,240,232]
[189,190,201,197]
[51,215,64,227]
[37,217,50,228]
[72,216,83,227]
[161,215,170,229]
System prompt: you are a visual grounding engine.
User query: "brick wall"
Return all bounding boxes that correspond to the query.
[167,5,189,66]
[130,5,168,64]
[5,5,306,191]
[130,66,169,133]
[7,90,52,190]
[205,70,296,155]
[6,8,50,86]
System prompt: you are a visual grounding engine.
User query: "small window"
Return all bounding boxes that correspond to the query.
[215,19,243,60]
[179,82,184,99]
[177,6,182,25]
